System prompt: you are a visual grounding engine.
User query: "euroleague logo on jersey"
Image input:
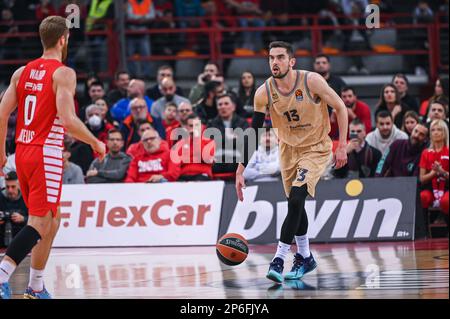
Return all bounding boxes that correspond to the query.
[295,89,303,101]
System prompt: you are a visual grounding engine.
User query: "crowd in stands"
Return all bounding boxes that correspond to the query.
[0,1,448,241]
[1,0,448,78]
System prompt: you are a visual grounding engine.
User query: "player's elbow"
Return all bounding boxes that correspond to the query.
[59,114,78,132]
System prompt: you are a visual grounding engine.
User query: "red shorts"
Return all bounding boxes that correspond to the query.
[15,144,63,217]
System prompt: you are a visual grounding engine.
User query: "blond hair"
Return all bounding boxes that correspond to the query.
[430,119,449,148]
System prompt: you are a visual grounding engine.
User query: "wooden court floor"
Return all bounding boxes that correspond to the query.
[2,239,448,299]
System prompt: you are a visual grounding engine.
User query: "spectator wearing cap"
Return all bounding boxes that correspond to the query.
[172,114,215,181]
[366,110,408,155]
[125,127,181,183]
[0,171,28,247]
[86,129,131,184]
[375,122,429,177]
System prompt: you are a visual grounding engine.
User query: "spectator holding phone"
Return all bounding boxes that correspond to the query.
[334,119,381,178]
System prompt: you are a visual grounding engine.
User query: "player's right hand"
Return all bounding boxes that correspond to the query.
[236,173,246,202]
[92,140,106,161]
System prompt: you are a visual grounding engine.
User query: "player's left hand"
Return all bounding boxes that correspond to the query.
[334,145,348,169]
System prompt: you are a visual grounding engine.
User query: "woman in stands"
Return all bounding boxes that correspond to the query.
[419,119,449,222]
[374,84,409,128]
[401,110,420,136]
[419,77,449,117]
[234,71,257,119]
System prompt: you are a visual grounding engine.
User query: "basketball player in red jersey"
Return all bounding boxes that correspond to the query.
[0,16,106,299]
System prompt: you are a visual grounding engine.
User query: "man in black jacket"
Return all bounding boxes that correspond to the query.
[86,129,131,183]
[0,172,28,247]
[207,94,249,174]
[334,119,382,178]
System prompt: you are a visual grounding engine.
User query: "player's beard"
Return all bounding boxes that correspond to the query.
[272,67,290,79]
[61,41,68,63]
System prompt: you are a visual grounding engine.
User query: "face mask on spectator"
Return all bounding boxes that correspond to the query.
[165,94,174,102]
[88,115,102,130]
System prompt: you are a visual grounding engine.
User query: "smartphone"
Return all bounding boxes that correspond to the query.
[349,132,358,139]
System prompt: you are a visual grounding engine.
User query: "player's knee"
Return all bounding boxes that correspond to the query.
[288,185,308,205]
[28,217,52,238]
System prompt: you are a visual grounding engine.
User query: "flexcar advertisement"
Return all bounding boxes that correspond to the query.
[53,182,225,247]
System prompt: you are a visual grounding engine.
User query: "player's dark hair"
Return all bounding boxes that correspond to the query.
[314,53,330,62]
[39,16,68,49]
[269,41,294,58]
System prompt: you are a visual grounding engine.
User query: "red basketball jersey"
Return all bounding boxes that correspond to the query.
[16,58,65,149]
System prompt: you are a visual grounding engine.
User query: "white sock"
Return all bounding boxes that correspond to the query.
[0,260,16,284]
[273,241,292,261]
[29,268,44,291]
[295,235,311,258]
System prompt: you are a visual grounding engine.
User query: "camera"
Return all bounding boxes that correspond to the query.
[0,211,12,222]
[201,74,211,83]
[349,132,358,139]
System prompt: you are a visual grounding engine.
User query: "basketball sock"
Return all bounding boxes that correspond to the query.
[295,235,311,258]
[0,259,16,284]
[273,241,291,261]
[29,268,44,291]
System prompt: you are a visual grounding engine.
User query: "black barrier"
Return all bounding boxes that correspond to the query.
[219,177,420,243]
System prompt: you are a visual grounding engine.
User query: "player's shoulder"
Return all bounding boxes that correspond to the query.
[11,66,26,83]
[53,66,76,79]
[254,82,269,106]
[53,66,77,84]
[303,71,324,84]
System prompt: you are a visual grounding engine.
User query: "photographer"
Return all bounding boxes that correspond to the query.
[0,172,28,248]
[334,119,382,178]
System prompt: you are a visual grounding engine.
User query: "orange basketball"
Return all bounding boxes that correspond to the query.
[216,233,249,266]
